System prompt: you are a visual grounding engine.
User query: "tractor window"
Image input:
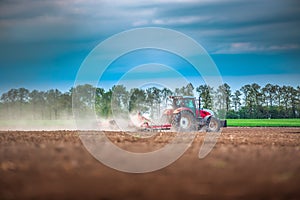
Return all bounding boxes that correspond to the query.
[184,99,195,109]
[189,100,194,108]
[172,98,195,111]
[182,99,196,114]
[173,99,183,108]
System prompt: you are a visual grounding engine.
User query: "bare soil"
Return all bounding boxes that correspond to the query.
[1,127,300,200]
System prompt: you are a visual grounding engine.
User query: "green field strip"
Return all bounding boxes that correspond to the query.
[227,119,300,127]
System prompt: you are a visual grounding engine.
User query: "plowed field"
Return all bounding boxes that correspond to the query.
[1,127,300,199]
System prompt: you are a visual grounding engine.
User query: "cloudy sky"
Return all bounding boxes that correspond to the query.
[0,0,299,93]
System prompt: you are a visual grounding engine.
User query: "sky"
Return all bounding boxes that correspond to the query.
[0,0,300,94]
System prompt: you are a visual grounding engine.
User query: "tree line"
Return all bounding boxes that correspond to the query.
[0,83,299,120]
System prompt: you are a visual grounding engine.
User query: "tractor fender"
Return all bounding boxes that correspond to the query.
[203,115,212,123]
[173,107,193,115]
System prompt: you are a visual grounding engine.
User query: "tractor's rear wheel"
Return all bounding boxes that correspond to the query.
[172,110,196,132]
[206,116,221,132]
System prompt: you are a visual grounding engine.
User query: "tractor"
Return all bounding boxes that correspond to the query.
[160,96,226,132]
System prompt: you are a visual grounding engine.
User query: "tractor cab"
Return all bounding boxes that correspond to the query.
[172,96,196,112]
[170,96,209,118]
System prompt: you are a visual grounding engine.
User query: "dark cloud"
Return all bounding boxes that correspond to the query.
[1,0,298,53]
[0,0,299,93]
[133,0,300,52]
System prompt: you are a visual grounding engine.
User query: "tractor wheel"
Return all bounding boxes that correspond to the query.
[206,116,221,132]
[172,110,196,132]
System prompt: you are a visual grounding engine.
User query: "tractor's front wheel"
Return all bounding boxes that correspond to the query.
[206,116,221,132]
[172,110,196,132]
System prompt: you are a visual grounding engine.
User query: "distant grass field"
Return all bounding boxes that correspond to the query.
[227,119,300,127]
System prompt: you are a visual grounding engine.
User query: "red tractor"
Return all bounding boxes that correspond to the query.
[159,96,226,132]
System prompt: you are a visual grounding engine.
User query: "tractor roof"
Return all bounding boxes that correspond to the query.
[170,96,195,99]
